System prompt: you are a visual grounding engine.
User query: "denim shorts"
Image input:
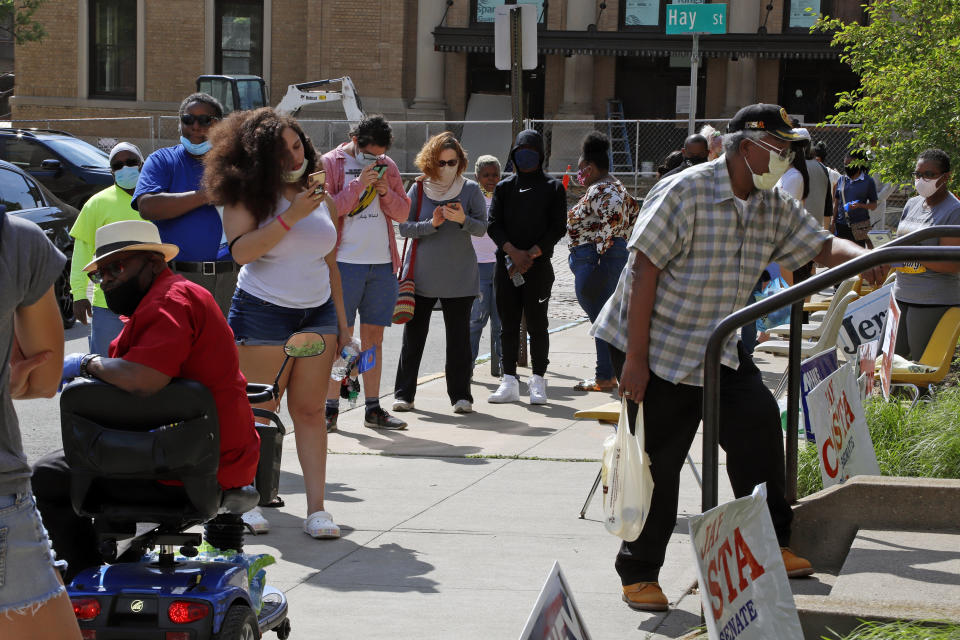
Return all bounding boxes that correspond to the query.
[228,288,339,346]
[0,490,65,615]
[337,262,399,328]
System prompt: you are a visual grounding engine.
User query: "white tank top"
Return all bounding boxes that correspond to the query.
[237,197,338,308]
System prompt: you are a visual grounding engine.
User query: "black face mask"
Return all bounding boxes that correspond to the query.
[844,165,860,177]
[687,155,708,166]
[103,264,151,317]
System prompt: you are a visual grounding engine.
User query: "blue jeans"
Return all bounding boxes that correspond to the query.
[469,262,501,366]
[568,238,628,380]
[89,305,124,357]
[0,490,64,615]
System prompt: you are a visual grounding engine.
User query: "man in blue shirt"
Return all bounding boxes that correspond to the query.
[133,93,236,314]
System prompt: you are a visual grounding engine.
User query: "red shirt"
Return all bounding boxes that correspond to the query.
[110,269,259,489]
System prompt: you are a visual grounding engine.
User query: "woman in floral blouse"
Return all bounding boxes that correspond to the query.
[567,132,639,392]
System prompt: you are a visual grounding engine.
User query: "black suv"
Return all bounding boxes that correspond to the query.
[0,129,113,208]
[0,159,79,326]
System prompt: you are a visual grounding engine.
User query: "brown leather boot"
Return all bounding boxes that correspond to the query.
[622,582,669,611]
[781,547,814,577]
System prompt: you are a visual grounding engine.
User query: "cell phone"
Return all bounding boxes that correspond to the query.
[309,170,326,195]
[374,164,388,179]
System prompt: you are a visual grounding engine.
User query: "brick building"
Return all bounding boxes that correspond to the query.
[12,0,861,124]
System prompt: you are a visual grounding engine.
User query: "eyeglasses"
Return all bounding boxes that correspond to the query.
[911,171,943,180]
[747,138,795,163]
[88,255,142,285]
[180,114,219,127]
[110,158,141,172]
[436,159,459,167]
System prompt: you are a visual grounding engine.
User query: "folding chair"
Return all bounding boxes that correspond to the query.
[573,401,701,519]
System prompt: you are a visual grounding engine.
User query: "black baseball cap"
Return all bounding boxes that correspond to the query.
[726,103,805,141]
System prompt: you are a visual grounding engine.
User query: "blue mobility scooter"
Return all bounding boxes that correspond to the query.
[59,331,326,639]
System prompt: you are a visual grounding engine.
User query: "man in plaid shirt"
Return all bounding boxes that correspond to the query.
[593,104,886,611]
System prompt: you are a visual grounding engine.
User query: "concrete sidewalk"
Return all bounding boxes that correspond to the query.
[245,322,739,639]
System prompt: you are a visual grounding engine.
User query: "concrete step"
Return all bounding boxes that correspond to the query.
[795,528,960,639]
[831,528,960,617]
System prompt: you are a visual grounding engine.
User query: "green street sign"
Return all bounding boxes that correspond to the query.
[665,3,727,35]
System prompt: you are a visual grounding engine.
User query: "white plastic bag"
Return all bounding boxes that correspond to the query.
[601,399,654,540]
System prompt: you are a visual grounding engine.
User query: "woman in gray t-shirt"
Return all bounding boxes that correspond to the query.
[894,148,960,360]
[0,213,82,637]
[393,132,487,413]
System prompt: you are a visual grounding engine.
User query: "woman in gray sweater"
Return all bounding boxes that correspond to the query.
[393,132,487,415]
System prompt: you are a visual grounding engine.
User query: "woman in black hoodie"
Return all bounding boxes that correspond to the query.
[486,129,567,405]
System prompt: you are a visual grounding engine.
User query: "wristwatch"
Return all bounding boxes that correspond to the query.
[79,354,100,378]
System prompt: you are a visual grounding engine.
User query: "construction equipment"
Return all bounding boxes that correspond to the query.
[196,75,366,122]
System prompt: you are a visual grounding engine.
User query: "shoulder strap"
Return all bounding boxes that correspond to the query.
[398,180,424,281]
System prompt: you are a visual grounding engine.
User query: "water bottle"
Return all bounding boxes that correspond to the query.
[504,256,525,287]
[330,338,361,381]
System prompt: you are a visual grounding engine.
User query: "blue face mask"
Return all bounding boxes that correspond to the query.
[514,148,540,171]
[114,165,140,189]
[180,135,211,156]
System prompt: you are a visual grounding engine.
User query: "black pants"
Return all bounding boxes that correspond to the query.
[609,345,792,585]
[496,259,554,377]
[394,294,475,404]
[32,450,188,581]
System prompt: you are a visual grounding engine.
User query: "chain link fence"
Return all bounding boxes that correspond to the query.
[5,115,863,200]
[7,117,156,154]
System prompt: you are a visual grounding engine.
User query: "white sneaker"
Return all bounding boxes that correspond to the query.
[453,399,473,413]
[303,510,340,539]
[392,398,415,412]
[488,374,520,403]
[529,374,547,405]
[241,506,270,535]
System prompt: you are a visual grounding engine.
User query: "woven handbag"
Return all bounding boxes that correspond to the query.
[392,180,423,324]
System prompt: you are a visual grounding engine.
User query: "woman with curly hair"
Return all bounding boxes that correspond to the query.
[567,132,639,392]
[392,132,487,415]
[204,107,349,539]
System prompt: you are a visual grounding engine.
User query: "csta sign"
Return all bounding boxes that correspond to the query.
[699,514,767,621]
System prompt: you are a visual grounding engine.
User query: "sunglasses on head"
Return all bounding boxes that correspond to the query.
[110,158,141,172]
[436,159,458,167]
[87,255,143,285]
[180,114,219,127]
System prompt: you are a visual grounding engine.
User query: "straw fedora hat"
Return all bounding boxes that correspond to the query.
[83,220,179,272]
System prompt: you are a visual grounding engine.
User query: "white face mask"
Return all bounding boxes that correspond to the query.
[437,164,458,184]
[283,159,307,183]
[745,149,792,191]
[915,176,941,199]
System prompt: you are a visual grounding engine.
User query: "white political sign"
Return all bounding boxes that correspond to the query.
[807,360,880,487]
[880,296,901,400]
[518,561,591,640]
[837,283,894,358]
[689,484,803,640]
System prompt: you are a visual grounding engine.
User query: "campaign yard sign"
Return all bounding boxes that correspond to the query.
[518,561,591,640]
[880,296,901,400]
[806,361,880,487]
[837,283,894,358]
[799,348,840,442]
[689,484,803,640]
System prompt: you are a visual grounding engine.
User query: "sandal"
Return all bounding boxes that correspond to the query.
[574,378,617,392]
[303,510,340,539]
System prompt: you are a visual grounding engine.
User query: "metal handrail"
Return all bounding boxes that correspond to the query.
[701,225,960,512]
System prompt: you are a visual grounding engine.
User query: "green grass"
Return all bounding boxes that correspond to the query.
[797,385,960,497]
[823,620,960,639]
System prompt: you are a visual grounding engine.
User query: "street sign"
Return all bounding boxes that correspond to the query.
[665,3,727,34]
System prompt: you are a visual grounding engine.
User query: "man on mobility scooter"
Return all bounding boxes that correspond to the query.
[33,221,289,638]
